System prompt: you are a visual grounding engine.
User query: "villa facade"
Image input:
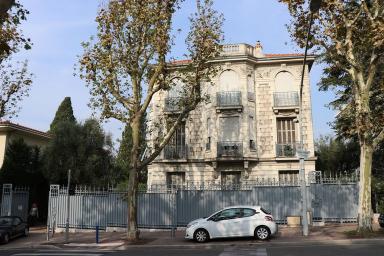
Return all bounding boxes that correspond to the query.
[147,42,316,187]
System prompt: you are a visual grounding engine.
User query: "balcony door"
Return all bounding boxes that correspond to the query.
[220,117,239,142]
[165,123,186,159]
[276,118,296,157]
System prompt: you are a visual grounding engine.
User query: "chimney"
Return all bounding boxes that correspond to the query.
[254,40,265,57]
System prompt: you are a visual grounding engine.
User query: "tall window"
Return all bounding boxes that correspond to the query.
[206,118,212,150]
[164,123,186,159]
[219,117,240,141]
[277,118,296,144]
[170,123,185,147]
[249,115,256,150]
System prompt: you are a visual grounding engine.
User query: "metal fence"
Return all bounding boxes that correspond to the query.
[1,184,30,221]
[276,143,298,157]
[273,91,299,107]
[163,145,188,159]
[217,141,243,157]
[47,176,359,231]
[216,91,242,107]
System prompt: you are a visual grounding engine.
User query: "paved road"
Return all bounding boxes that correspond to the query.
[0,241,383,256]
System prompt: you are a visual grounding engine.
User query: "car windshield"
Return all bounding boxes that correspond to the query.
[0,217,13,225]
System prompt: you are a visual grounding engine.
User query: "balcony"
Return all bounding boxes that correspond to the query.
[276,143,298,158]
[221,43,255,56]
[216,91,242,112]
[164,97,182,113]
[273,92,299,113]
[217,141,243,158]
[163,145,187,160]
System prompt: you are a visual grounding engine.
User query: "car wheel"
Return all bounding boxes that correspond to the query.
[255,226,270,240]
[194,229,209,243]
[23,227,29,237]
[3,233,9,244]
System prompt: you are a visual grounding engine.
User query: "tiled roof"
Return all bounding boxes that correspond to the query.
[0,120,51,139]
[169,59,192,65]
[264,53,305,57]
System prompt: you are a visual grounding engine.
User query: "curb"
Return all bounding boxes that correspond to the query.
[43,237,384,250]
[0,244,61,251]
[63,242,125,248]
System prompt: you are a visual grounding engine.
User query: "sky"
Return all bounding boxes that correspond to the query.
[12,0,336,145]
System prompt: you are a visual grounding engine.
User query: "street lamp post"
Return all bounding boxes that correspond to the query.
[298,0,322,237]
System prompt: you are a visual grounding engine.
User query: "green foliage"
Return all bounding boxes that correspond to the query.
[77,0,223,239]
[49,97,76,132]
[115,125,132,183]
[0,138,44,186]
[0,137,49,219]
[0,0,31,60]
[281,0,384,230]
[0,1,32,119]
[315,135,360,176]
[43,118,117,186]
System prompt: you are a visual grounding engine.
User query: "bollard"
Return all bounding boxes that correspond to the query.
[171,227,175,238]
[96,225,99,244]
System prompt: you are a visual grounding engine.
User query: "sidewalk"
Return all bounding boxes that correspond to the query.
[40,223,384,249]
[1,224,383,250]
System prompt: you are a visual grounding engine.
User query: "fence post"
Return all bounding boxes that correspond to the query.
[65,169,71,243]
[1,184,13,216]
[96,225,99,243]
[47,185,59,241]
[171,191,177,238]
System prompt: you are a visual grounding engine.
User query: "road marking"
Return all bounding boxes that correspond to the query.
[12,254,103,256]
[219,247,267,256]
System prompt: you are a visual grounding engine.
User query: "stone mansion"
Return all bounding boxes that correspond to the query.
[147,42,316,187]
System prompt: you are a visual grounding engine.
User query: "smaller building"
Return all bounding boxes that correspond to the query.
[0,121,51,168]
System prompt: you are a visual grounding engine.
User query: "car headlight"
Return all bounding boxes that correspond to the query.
[187,221,198,228]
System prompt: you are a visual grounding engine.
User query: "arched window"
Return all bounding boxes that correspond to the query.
[168,78,185,98]
[274,71,295,92]
[219,70,239,91]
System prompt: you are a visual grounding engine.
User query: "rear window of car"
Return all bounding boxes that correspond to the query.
[242,208,256,217]
[260,207,271,215]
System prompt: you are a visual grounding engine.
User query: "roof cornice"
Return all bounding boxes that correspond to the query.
[0,121,51,139]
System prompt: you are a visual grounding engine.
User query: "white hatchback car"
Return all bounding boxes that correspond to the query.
[185,206,277,243]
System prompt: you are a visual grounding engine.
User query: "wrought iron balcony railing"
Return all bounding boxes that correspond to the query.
[164,97,182,112]
[217,141,243,158]
[273,92,299,107]
[164,145,187,159]
[276,143,298,157]
[216,91,242,108]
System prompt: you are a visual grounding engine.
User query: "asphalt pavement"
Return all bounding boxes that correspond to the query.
[1,225,383,255]
[0,240,384,256]
[0,239,384,256]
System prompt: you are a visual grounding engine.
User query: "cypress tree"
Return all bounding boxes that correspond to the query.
[49,97,76,132]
